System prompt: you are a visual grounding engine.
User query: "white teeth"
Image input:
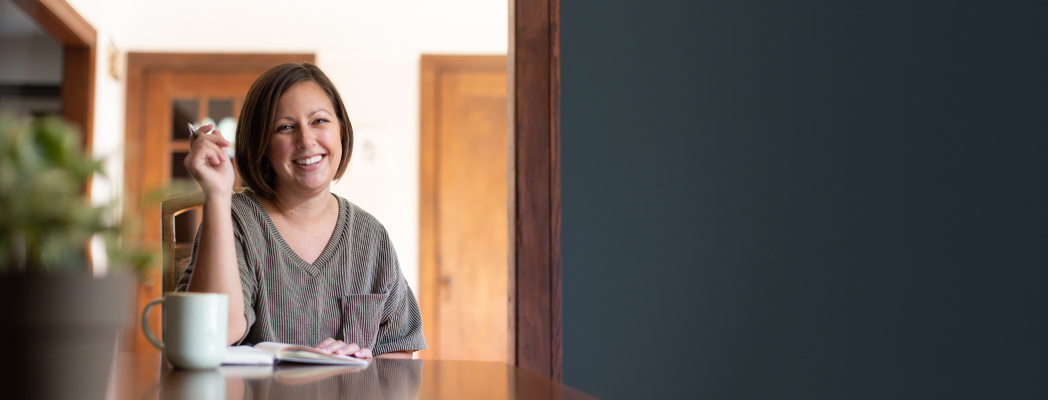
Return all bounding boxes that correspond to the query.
[295,155,322,165]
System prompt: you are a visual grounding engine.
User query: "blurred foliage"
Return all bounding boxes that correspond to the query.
[0,111,155,276]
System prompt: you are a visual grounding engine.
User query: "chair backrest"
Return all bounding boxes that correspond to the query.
[160,189,243,293]
[161,191,205,294]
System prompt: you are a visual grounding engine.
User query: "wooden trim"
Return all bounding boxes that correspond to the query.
[549,0,563,380]
[418,56,439,361]
[421,55,507,70]
[12,0,95,46]
[125,53,315,73]
[61,45,95,150]
[513,0,562,381]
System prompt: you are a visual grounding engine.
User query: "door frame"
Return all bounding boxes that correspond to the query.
[513,0,562,381]
[12,0,96,153]
[419,54,510,362]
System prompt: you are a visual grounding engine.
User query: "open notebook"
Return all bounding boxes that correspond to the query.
[222,342,369,367]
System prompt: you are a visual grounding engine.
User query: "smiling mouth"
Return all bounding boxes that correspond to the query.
[294,155,323,166]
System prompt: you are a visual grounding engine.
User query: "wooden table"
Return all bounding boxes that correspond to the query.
[111,352,598,400]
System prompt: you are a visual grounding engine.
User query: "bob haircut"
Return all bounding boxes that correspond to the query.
[234,62,353,200]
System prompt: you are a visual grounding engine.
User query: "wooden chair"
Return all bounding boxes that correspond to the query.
[160,189,243,293]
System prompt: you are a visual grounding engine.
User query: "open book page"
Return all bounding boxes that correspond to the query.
[254,342,370,367]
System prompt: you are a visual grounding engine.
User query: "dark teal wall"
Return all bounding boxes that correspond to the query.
[561,1,1048,399]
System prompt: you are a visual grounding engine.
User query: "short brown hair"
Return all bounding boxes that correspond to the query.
[234,63,353,200]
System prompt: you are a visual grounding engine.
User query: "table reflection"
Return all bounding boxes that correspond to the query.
[116,354,596,400]
[155,360,422,400]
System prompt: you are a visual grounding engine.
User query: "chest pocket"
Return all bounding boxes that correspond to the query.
[337,293,389,350]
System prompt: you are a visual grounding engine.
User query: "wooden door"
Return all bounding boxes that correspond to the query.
[124,53,313,353]
[420,55,511,362]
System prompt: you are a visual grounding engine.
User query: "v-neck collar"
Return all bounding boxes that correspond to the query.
[247,190,347,277]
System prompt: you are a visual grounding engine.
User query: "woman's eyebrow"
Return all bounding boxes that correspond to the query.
[273,108,332,123]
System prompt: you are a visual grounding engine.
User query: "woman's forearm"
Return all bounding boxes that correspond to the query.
[376,350,414,359]
[186,193,247,344]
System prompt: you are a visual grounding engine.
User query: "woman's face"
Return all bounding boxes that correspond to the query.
[266,80,343,196]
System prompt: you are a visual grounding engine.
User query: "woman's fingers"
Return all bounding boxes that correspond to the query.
[332,342,360,356]
[189,123,215,140]
[189,125,229,153]
[315,338,337,350]
[186,141,224,173]
[206,142,228,166]
[193,131,230,152]
[314,338,346,354]
[183,125,236,196]
[314,338,371,359]
[352,348,373,360]
[187,131,230,168]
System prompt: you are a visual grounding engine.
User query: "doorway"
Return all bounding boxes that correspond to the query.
[419,55,511,362]
[2,0,95,152]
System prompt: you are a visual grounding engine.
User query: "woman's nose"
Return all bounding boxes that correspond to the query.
[297,128,317,148]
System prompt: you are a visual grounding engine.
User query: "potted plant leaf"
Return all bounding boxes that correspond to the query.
[0,111,153,399]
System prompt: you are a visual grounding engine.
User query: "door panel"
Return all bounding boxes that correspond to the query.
[420,55,510,362]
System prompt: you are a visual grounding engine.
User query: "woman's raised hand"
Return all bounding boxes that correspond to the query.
[182,123,245,342]
[184,124,236,197]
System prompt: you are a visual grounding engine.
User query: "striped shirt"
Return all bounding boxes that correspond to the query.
[176,190,426,355]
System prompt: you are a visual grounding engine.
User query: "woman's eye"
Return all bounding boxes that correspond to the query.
[313,118,328,125]
[276,124,293,132]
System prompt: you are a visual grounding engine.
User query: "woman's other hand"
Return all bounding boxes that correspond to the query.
[184,123,235,196]
[315,338,373,360]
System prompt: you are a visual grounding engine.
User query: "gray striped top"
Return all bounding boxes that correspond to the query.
[176,190,426,355]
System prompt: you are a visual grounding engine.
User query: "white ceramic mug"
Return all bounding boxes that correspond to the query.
[141,292,228,369]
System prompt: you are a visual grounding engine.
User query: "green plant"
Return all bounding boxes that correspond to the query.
[0,110,152,275]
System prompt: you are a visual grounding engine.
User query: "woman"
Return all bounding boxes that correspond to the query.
[177,63,425,359]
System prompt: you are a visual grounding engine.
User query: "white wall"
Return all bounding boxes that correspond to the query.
[67,0,508,291]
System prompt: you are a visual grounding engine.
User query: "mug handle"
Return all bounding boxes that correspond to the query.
[141,297,165,350]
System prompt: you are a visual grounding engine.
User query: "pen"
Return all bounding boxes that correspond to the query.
[188,122,199,140]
